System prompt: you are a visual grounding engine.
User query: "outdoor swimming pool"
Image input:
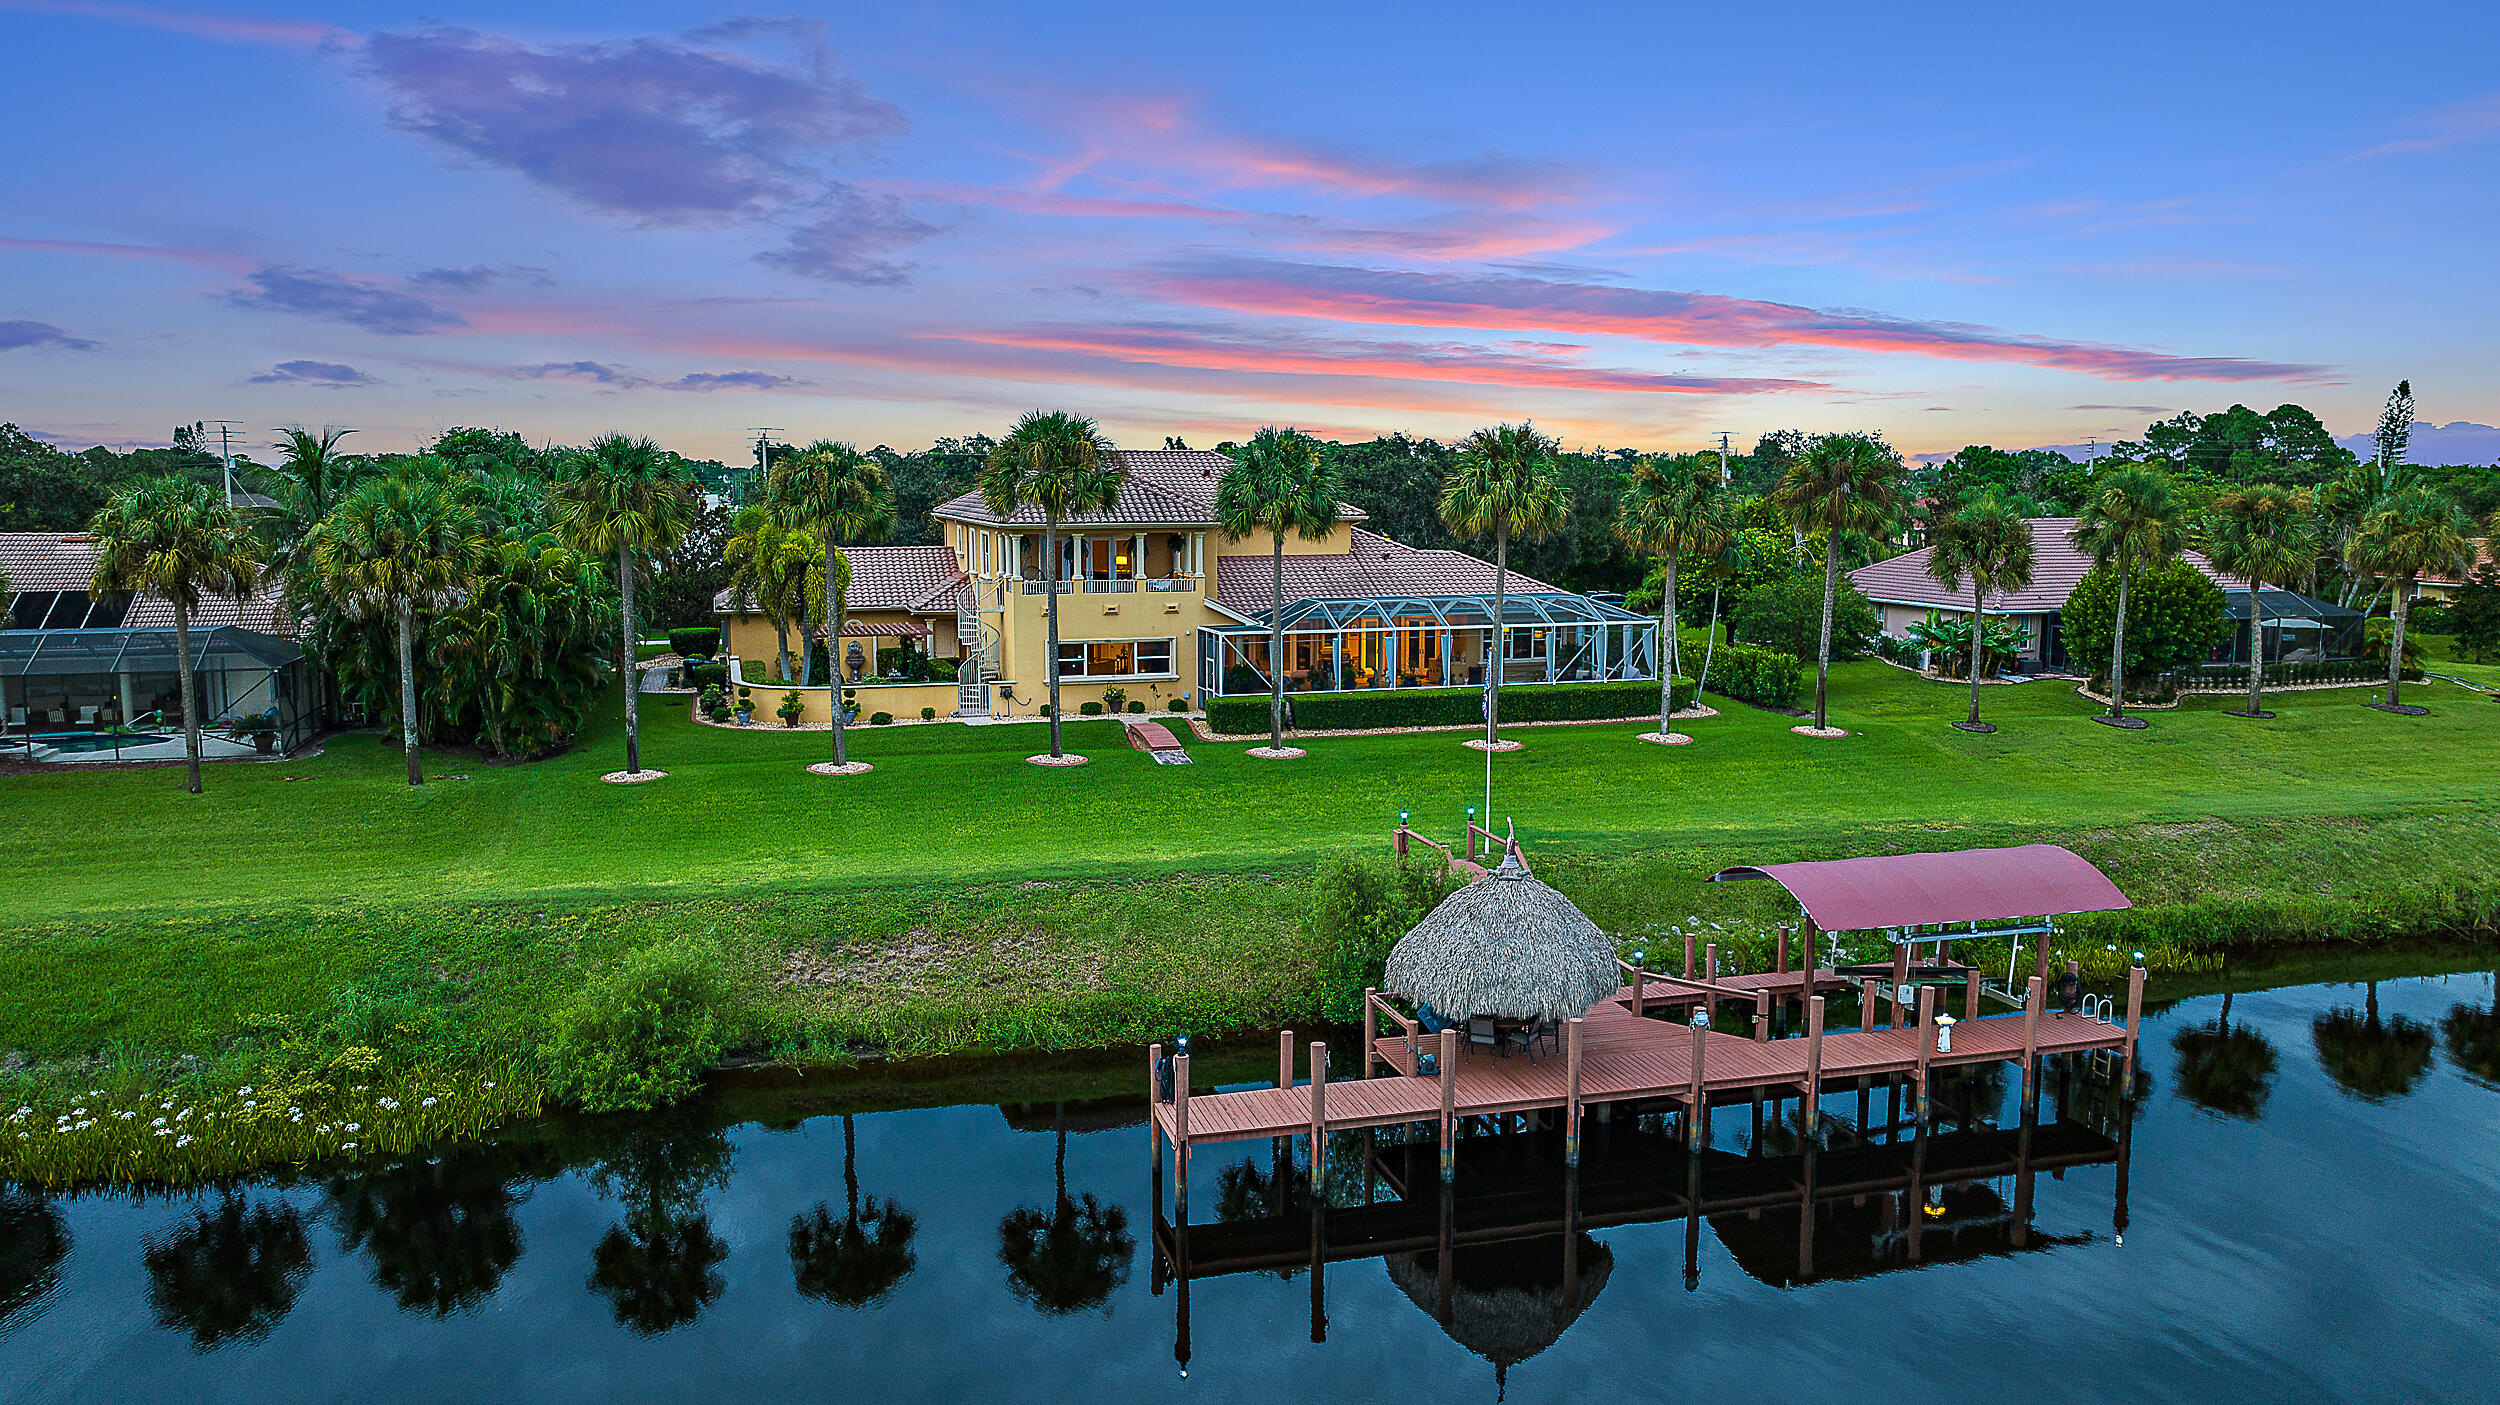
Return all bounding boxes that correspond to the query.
[27,731,170,754]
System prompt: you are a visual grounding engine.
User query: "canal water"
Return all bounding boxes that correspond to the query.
[2,964,2495,1402]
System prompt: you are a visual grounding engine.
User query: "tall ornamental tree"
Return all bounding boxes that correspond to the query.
[2069,466,2186,725]
[724,504,820,682]
[263,425,365,615]
[311,471,482,785]
[1771,432,1906,731]
[2346,487,2476,711]
[2200,485,2320,718]
[768,440,893,770]
[1440,423,1569,748]
[977,412,1118,761]
[86,475,263,794]
[1214,426,1342,754]
[1924,492,2035,732]
[551,433,696,777]
[1613,452,1735,739]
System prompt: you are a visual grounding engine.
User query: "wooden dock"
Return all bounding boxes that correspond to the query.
[1149,966,2141,1187]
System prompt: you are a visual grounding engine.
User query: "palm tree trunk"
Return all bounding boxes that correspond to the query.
[1657,555,1679,736]
[1967,581,1986,727]
[2108,566,2131,720]
[2387,579,2413,707]
[1813,539,1839,729]
[172,597,202,795]
[1270,533,1287,749]
[397,601,422,786]
[2246,581,2266,716]
[826,530,847,767]
[1044,516,1064,757]
[1487,523,1508,745]
[843,1114,859,1223]
[619,543,640,775]
[775,621,792,683]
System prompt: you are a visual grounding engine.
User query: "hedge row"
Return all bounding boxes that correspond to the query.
[1705,644,1803,708]
[1209,678,1695,735]
[669,626,720,658]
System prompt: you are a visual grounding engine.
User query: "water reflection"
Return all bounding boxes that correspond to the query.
[789,1114,918,1308]
[2312,981,2437,1102]
[582,1112,735,1335]
[996,1102,1134,1315]
[325,1150,529,1316]
[2171,991,2280,1119]
[2440,973,2500,1087]
[0,1189,68,1328]
[1386,1233,1610,1398]
[142,1194,311,1349]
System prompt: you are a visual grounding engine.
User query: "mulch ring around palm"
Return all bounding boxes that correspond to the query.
[600,769,669,784]
[1635,731,1693,746]
[1245,746,1307,759]
[1025,753,1088,767]
[806,761,875,776]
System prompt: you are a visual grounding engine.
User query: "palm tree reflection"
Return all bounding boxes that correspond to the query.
[2312,982,2435,1103]
[790,1115,918,1308]
[143,1194,313,1349]
[585,1115,735,1335]
[326,1151,527,1316]
[997,1104,1133,1315]
[2172,992,2280,1120]
[0,1190,69,1329]
[2441,972,2500,1088]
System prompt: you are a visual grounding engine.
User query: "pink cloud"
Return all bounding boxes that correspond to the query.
[1142,257,2334,384]
[0,235,254,272]
[0,0,351,48]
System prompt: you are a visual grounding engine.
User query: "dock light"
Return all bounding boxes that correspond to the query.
[2131,951,2146,965]
[1399,809,1410,826]
[1689,1006,1710,1029]
[1632,949,1645,967]
[1465,805,1476,821]
[1934,1014,1956,1053]
[1175,1035,1191,1054]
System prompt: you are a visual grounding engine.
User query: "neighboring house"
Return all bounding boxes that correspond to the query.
[715,448,1656,717]
[1849,517,2360,671]
[2407,539,2489,603]
[1,531,315,756]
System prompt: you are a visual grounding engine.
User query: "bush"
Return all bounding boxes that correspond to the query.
[778,691,804,721]
[688,662,729,692]
[2064,558,2232,678]
[870,711,893,725]
[543,937,734,1112]
[1079,700,1104,716]
[1222,663,1267,695]
[920,706,936,721]
[1039,704,1052,717]
[928,656,960,682]
[1307,854,1461,1022]
[1168,696,1189,711]
[706,703,732,722]
[1127,700,1146,713]
[1728,574,1878,660]
[1708,643,1804,707]
[668,626,721,659]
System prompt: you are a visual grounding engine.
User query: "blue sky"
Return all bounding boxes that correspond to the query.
[3,0,2495,465]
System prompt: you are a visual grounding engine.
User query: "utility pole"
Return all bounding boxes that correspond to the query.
[1716,432,1733,484]
[745,428,784,505]
[199,420,245,505]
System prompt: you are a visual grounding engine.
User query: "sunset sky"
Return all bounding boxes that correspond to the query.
[4,0,2495,465]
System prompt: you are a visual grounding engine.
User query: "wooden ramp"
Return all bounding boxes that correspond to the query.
[1124,719,1191,764]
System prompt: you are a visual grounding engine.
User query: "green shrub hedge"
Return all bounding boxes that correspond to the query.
[869,711,894,725]
[920,707,937,721]
[669,626,720,658]
[1168,697,1189,712]
[1707,644,1802,708]
[1079,701,1104,716]
[688,661,729,692]
[1209,678,1692,734]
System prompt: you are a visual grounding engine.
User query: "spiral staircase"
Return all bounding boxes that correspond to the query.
[954,580,1002,717]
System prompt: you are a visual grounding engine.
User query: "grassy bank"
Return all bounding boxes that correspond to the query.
[3,661,2496,1182]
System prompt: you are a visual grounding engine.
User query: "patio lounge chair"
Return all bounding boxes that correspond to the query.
[1464,1016,1501,1059]
[1502,1022,1541,1064]
[77,706,99,728]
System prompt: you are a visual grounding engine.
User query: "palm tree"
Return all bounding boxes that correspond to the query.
[1614,452,1735,740]
[1441,423,1570,747]
[1215,426,1343,753]
[2069,466,2186,725]
[262,425,365,611]
[789,1115,918,1307]
[2311,982,2435,1102]
[1925,492,2035,733]
[723,505,820,682]
[977,411,1119,759]
[86,475,263,794]
[996,1112,1133,1315]
[550,433,697,776]
[767,440,892,769]
[311,470,483,785]
[2169,992,2279,1119]
[2347,487,2476,711]
[2201,485,2321,719]
[1771,432,1906,731]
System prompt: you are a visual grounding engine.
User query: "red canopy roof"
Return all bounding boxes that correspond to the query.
[1710,844,2129,931]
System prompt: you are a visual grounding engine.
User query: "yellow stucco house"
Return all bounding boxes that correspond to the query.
[716,448,1657,720]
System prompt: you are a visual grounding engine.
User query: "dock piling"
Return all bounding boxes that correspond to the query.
[1564,1016,1585,1166]
[1705,943,1720,1024]
[2122,963,2146,1093]
[1278,1029,1294,1089]
[1964,968,1983,1022]
[1804,996,1825,1134]
[1147,1042,1163,1156]
[1687,1020,1709,1148]
[1361,989,1376,1075]
[2021,976,2044,1113]
[1174,1052,1192,1206]
[1308,1041,1327,1193]
[1776,924,1790,974]
[1683,930,1695,978]
[1889,944,1911,1028]
[1438,1028,1458,1183]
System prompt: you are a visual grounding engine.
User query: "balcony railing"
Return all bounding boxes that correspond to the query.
[1016,575,1201,596]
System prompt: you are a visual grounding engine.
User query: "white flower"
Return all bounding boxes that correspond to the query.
[176,1108,192,1121]
[420,1097,437,1108]
[72,1107,86,1116]
[154,1128,171,1137]
[345,1122,360,1132]
[482,1082,495,1090]
[237,1086,253,1096]
[116,1111,134,1120]
[160,1101,173,1110]
[176,1135,193,1148]
[342,1142,357,1151]
[287,1106,301,1116]
[152,1117,167,1127]
[377,1097,399,1111]
[290,1113,303,1123]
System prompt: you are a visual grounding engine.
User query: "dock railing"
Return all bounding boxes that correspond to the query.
[1363,987,1421,1076]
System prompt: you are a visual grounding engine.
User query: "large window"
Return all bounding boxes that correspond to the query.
[1056,638,1175,677]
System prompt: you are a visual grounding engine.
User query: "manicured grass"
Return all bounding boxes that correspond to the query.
[6,664,2499,927]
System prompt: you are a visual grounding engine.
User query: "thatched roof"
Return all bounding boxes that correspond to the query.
[1381,845,1620,1022]
[1384,1235,1613,1371]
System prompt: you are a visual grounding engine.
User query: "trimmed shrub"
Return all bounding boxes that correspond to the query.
[1079,700,1104,716]
[1168,696,1189,712]
[1729,574,1878,660]
[870,711,894,725]
[1253,678,1694,733]
[543,936,733,1112]
[928,656,960,682]
[920,706,937,721]
[2064,559,2232,678]
[668,626,720,659]
[1708,644,1804,708]
[1208,695,1269,734]
[688,662,729,692]
[1039,704,1052,717]
[1127,700,1146,713]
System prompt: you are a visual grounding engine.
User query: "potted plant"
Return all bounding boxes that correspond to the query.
[1101,685,1127,712]
[778,691,804,727]
[735,686,754,725]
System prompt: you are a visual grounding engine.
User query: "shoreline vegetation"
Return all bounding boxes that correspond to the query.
[4,660,2498,1185]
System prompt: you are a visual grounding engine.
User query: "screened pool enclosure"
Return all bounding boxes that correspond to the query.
[2,625,313,754]
[1198,592,1658,697]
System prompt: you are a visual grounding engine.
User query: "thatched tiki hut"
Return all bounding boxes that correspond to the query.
[1383,844,1620,1022]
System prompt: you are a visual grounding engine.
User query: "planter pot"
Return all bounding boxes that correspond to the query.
[253,733,274,754]
[781,716,801,727]
[735,709,753,725]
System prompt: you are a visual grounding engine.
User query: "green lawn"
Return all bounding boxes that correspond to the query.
[4,663,2496,926]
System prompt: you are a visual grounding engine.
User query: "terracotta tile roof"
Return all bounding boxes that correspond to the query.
[1215,528,1562,617]
[2416,538,2491,590]
[3,531,292,635]
[931,448,1365,529]
[1848,518,2244,614]
[710,543,961,616]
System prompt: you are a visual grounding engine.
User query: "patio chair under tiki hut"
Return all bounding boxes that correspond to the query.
[1383,843,1621,1024]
